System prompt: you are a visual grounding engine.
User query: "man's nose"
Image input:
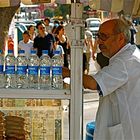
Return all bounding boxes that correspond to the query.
[98,39,106,46]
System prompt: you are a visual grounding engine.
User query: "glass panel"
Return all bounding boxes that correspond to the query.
[0,99,70,140]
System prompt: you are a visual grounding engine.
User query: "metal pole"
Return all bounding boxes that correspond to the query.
[70,0,84,139]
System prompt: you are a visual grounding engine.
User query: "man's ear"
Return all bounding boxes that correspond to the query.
[119,32,126,45]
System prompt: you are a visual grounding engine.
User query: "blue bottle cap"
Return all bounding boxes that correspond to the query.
[42,50,48,54]
[8,50,13,54]
[30,50,36,54]
[0,50,2,54]
[18,50,25,54]
[53,50,60,55]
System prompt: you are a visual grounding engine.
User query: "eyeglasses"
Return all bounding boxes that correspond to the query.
[96,32,120,41]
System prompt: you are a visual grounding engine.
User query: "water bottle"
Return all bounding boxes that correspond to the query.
[5,50,16,88]
[0,50,4,88]
[52,51,63,89]
[28,50,39,89]
[16,50,28,89]
[39,50,51,89]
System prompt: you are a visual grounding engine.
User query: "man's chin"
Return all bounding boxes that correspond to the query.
[102,52,109,58]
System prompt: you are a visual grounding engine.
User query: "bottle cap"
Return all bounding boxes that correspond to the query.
[53,50,60,55]
[18,50,25,54]
[8,50,13,54]
[30,50,36,54]
[42,50,48,54]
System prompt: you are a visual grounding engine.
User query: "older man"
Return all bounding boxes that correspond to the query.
[63,18,140,140]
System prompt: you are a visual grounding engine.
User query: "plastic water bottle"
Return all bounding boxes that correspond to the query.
[28,50,39,89]
[16,50,28,89]
[39,50,51,89]
[0,50,4,88]
[52,50,63,89]
[5,50,16,88]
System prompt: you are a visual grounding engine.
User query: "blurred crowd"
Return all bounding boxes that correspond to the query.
[8,17,71,69]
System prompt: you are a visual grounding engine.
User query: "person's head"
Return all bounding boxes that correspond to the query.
[97,18,131,58]
[44,17,50,26]
[54,25,65,35]
[28,25,35,34]
[60,21,64,25]
[54,20,60,27]
[36,22,46,35]
[22,31,30,43]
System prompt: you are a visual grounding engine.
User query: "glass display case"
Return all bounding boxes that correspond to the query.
[0,98,64,140]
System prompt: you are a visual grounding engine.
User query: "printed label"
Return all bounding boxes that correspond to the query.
[0,65,3,74]
[5,65,15,74]
[17,66,27,75]
[52,66,62,75]
[28,66,39,75]
[40,66,50,75]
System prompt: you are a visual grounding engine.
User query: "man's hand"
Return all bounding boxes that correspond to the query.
[62,67,97,90]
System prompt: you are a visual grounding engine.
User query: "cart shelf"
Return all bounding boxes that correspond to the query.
[0,89,70,99]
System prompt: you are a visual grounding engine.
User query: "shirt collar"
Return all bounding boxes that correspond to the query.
[110,43,132,61]
[38,32,48,38]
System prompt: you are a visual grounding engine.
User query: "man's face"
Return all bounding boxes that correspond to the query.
[97,21,123,58]
[23,34,30,43]
[38,24,45,34]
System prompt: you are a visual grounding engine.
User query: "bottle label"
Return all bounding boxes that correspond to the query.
[5,65,15,74]
[40,66,50,75]
[28,66,39,75]
[52,66,62,75]
[17,66,27,75]
[0,65,3,74]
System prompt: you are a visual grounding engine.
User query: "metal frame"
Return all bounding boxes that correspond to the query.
[0,89,70,99]
[70,2,84,140]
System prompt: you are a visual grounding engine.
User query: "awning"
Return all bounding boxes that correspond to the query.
[1,0,140,17]
[89,0,140,17]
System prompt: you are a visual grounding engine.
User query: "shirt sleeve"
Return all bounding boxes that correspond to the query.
[93,58,128,96]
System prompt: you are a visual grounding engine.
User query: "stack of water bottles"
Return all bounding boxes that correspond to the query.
[0,49,64,90]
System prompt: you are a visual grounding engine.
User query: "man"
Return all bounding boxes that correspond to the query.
[18,31,33,58]
[44,17,52,33]
[33,22,55,58]
[63,19,140,140]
